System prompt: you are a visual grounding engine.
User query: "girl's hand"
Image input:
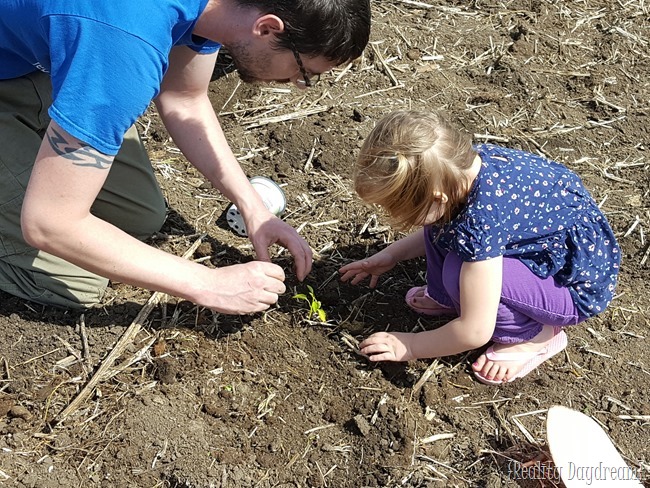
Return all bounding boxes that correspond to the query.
[339,251,397,288]
[359,332,414,362]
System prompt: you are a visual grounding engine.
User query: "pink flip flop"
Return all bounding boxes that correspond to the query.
[405,286,456,316]
[473,328,568,385]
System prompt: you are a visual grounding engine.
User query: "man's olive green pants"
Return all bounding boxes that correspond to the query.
[0,72,167,308]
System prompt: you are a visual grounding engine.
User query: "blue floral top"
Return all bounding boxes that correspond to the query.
[430,144,620,318]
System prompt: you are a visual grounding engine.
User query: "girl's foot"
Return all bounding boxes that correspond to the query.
[472,325,568,385]
[405,286,456,316]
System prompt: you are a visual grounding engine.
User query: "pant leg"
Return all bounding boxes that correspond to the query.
[496,257,581,343]
[424,237,456,309]
[440,252,582,344]
[91,124,167,240]
[0,72,166,308]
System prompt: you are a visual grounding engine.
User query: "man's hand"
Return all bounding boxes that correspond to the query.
[244,211,313,281]
[201,261,287,314]
[157,48,312,282]
[339,250,398,288]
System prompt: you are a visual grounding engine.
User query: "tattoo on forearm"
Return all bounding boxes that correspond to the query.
[47,128,113,169]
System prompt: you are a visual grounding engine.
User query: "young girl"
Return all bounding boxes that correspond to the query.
[339,110,620,385]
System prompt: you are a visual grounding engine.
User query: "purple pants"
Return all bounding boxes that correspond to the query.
[425,243,583,344]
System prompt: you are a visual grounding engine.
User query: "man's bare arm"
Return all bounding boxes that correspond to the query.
[21,121,287,313]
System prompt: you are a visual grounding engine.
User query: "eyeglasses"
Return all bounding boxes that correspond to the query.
[288,38,320,88]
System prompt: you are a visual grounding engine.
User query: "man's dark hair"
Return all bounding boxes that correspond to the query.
[236,0,371,63]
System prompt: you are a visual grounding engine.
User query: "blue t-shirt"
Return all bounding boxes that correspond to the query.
[429,144,620,318]
[1,0,220,155]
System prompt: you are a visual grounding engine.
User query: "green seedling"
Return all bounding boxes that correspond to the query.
[293,285,327,323]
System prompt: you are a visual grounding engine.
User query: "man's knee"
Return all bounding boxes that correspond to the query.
[91,189,167,241]
[129,197,167,240]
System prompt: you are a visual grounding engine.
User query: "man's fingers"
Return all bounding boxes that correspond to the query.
[290,239,313,281]
[267,280,286,296]
[255,245,272,263]
[250,223,313,281]
[260,261,286,282]
[261,290,280,305]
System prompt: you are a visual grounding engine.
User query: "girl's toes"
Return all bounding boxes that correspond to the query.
[472,355,487,372]
[481,362,498,380]
[483,362,501,381]
[491,366,508,383]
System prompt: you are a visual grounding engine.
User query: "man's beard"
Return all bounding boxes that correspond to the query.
[233,59,258,83]
[227,42,262,84]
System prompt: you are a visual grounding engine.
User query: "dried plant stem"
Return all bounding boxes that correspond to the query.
[54,235,206,425]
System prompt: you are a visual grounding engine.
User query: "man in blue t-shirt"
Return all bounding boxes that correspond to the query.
[0,0,371,312]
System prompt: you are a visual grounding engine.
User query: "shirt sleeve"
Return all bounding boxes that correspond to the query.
[182,36,221,55]
[44,15,166,155]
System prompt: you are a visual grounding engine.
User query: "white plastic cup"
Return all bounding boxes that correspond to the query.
[226,176,287,237]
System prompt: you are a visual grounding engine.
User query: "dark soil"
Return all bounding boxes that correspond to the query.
[1,1,649,487]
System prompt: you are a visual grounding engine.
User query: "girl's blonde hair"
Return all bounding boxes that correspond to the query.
[354,110,477,230]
